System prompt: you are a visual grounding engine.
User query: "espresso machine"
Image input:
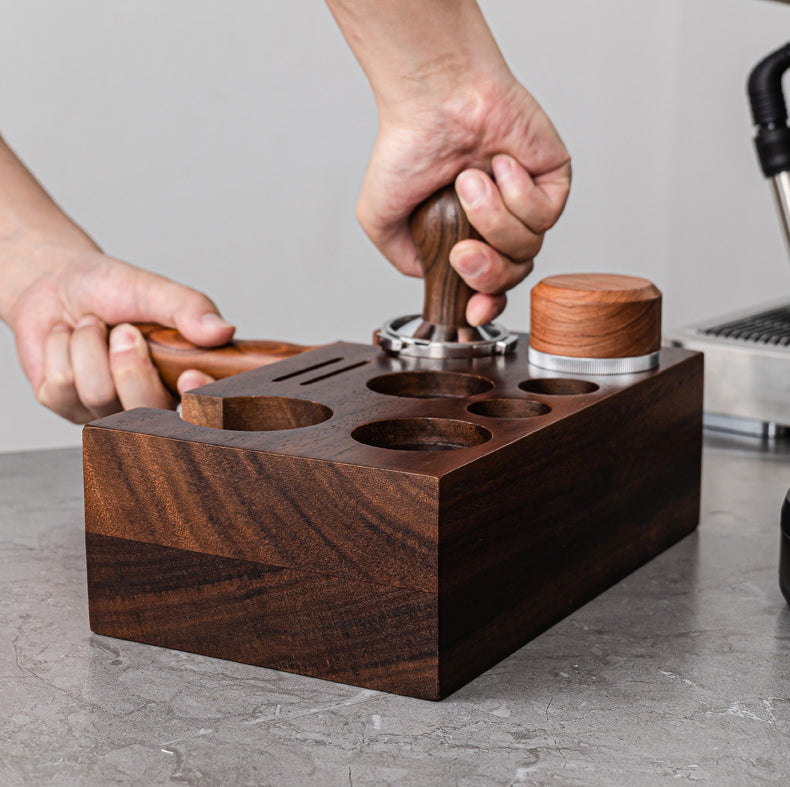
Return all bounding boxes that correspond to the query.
[668,42,790,438]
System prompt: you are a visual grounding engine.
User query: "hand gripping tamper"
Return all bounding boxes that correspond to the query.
[376,186,518,359]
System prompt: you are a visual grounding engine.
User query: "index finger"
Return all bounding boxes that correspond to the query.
[492,154,571,234]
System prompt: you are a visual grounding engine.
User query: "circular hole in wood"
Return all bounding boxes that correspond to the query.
[367,371,493,399]
[467,398,551,419]
[351,417,491,452]
[518,378,599,396]
[218,396,333,431]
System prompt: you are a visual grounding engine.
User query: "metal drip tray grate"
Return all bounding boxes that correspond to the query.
[700,305,790,345]
[666,299,790,432]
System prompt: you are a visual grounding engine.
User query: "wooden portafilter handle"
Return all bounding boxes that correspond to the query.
[134,323,314,395]
[410,185,483,342]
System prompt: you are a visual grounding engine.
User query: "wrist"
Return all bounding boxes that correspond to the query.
[374,59,513,127]
[326,0,512,123]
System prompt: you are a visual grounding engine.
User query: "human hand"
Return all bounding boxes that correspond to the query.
[4,248,226,423]
[325,0,570,326]
[357,76,571,326]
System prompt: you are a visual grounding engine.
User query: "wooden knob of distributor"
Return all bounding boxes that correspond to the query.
[135,323,315,394]
[409,185,481,338]
[529,274,662,358]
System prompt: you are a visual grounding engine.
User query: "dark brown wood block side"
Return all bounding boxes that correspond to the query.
[83,429,439,593]
[86,532,439,699]
[436,353,703,696]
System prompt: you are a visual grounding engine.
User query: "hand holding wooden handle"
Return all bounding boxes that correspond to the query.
[409,186,481,341]
[134,323,314,394]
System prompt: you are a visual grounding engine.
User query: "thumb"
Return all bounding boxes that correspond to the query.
[171,301,236,349]
[94,260,236,348]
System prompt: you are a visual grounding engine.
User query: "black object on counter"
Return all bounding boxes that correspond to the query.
[781,489,790,604]
[748,42,790,177]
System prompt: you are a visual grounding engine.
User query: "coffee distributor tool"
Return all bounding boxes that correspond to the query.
[84,186,703,699]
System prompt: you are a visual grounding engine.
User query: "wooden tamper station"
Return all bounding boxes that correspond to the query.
[83,188,703,700]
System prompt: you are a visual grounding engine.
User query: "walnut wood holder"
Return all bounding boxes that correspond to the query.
[83,336,703,700]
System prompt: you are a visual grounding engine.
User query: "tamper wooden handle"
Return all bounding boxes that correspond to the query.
[135,323,314,394]
[409,185,481,332]
[530,274,662,358]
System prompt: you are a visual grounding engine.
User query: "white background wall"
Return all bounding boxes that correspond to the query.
[0,0,789,451]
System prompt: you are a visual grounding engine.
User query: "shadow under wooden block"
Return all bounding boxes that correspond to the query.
[83,335,703,699]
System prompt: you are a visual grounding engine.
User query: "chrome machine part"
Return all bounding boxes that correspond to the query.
[377,314,518,359]
[527,346,659,376]
[666,299,790,430]
[770,170,790,256]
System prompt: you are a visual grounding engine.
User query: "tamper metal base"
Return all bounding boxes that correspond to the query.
[377,314,517,359]
[527,346,660,375]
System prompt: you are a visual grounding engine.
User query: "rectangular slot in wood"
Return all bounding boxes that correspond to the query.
[300,360,371,385]
[271,357,344,382]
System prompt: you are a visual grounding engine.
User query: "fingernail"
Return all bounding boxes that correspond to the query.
[201,313,234,329]
[454,251,487,279]
[456,171,486,207]
[467,307,485,328]
[178,371,209,394]
[76,315,101,329]
[110,327,138,353]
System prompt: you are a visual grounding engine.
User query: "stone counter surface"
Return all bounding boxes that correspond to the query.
[1,438,789,785]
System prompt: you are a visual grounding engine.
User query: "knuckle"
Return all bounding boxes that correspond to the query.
[187,291,217,314]
[476,264,508,294]
[533,214,556,234]
[45,369,75,391]
[111,354,151,379]
[519,235,543,260]
[35,388,84,424]
[511,260,534,286]
[109,341,147,369]
[80,386,118,411]
[35,388,54,409]
[477,211,509,238]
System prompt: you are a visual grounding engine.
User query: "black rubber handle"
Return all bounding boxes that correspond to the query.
[748,43,790,177]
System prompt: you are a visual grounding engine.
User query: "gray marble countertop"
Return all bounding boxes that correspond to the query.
[2,437,790,786]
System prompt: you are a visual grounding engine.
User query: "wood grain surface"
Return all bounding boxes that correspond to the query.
[436,350,702,695]
[86,532,439,699]
[530,274,662,358]
[83,420,440,594]
[84,335,702,699]
[410,186,481,341]
[135,323,314,394]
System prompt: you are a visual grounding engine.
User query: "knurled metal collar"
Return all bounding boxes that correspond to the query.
[378,315,517,359]
[527,345,660,375]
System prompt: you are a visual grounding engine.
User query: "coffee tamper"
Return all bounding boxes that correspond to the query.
[377,186,517,360]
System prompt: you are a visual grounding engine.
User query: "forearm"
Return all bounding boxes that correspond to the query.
[324,0,512,122]
[0,134,99,323]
